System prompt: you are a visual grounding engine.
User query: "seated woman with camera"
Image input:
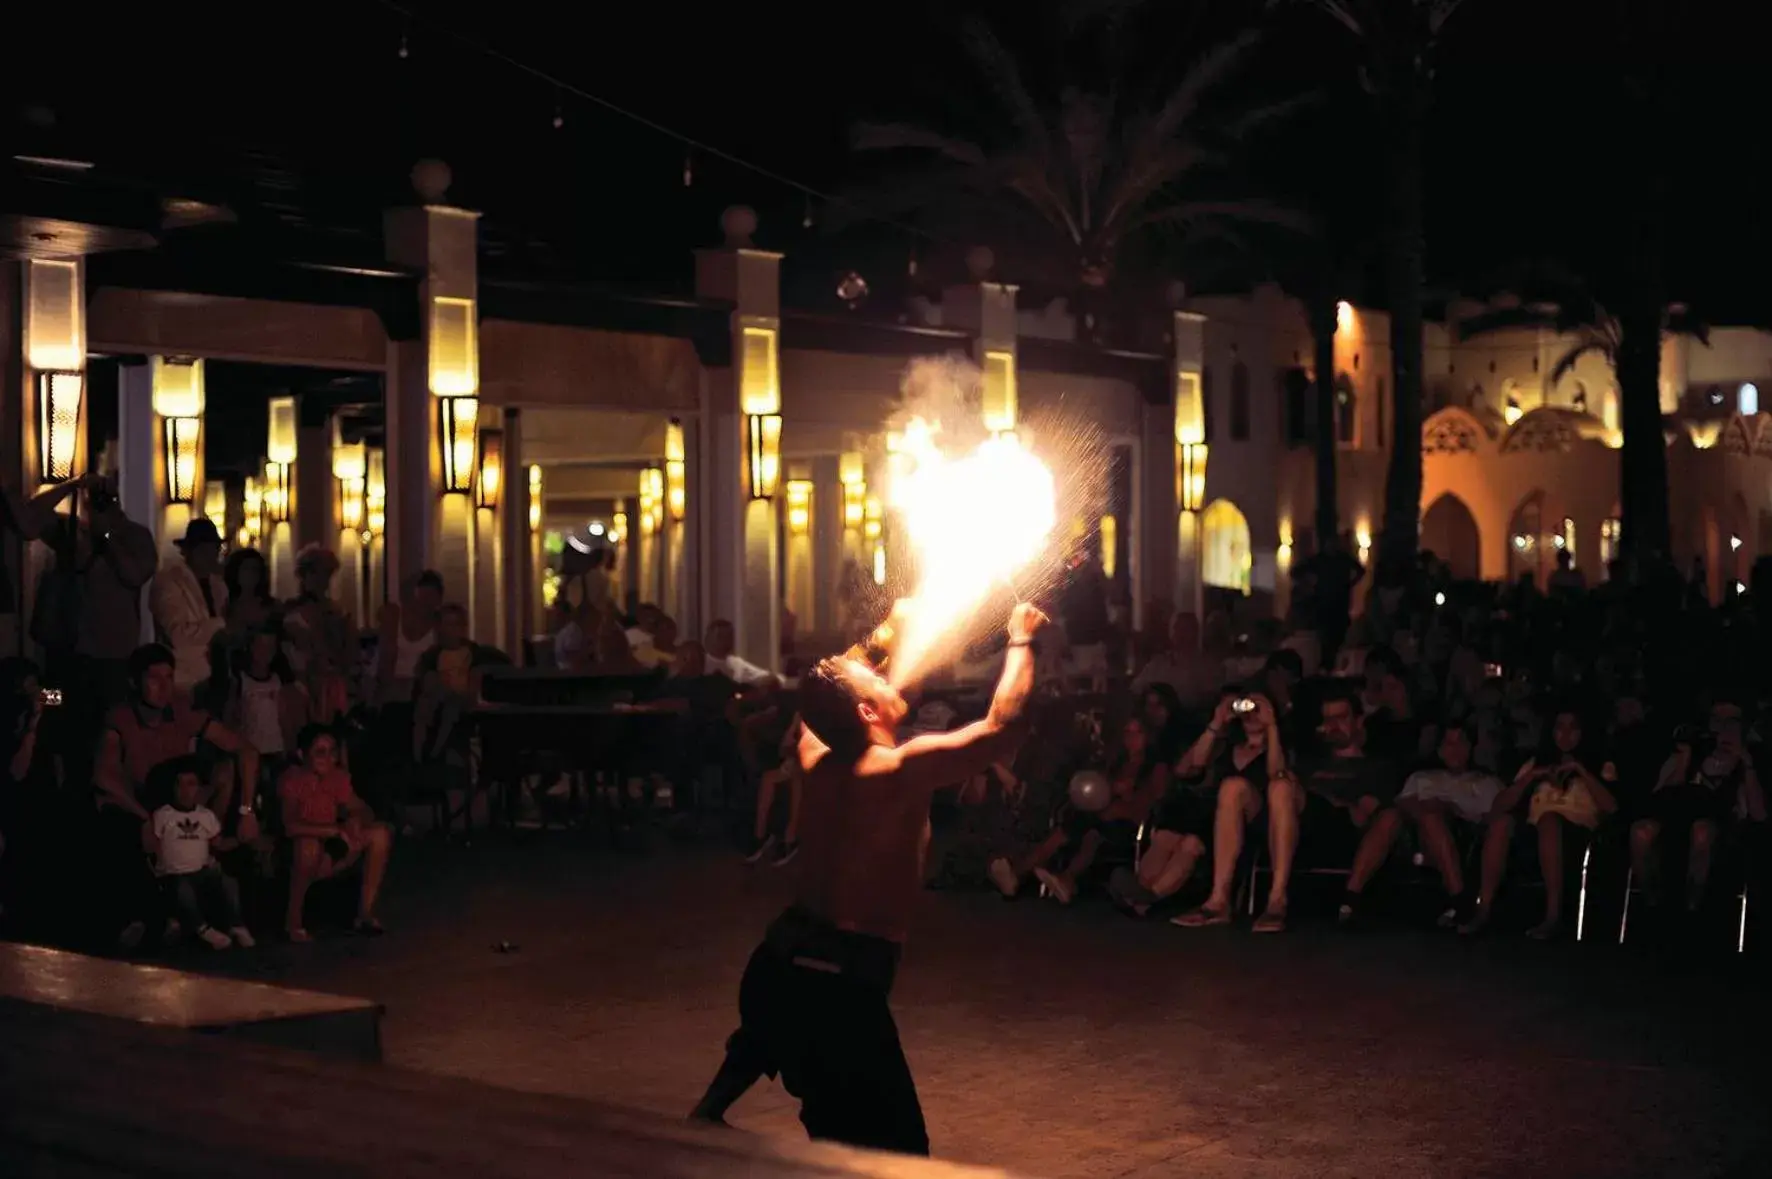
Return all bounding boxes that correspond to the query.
[1630,697,1767,922]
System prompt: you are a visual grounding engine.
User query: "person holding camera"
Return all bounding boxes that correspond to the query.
[10,472,158,789]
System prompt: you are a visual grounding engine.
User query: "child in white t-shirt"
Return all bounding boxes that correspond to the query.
[147,757,254,949]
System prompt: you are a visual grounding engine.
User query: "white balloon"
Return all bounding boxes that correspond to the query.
[1069,770,1112,813]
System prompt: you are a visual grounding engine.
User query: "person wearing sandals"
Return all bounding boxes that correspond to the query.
[1460,705,1616,939]
[1172,687,1293,932]
[277,723,393,941]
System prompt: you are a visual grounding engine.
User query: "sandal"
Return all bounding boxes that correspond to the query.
[287,928,312,944]
[1172,905,1232,928]
[354,917,386,936]
[1252,905,1288,934]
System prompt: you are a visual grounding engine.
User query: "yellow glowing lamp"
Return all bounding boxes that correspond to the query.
[527,464,543,532]
[203,481,227,524]
[1178,443,1208,513]
[843,481,866,529]
[1099,515,1117,579]
[747,413,782,500]
[740,325,781,416]
[331,419,366,483]
[785,479,813,536]
[872,542,887,586]
[266,396,297,466]
[839,450,865,486]
[263,458,291,523]
[439,396,478,494]
[982,350,1018,434]
[476,428,505,510]
[151,357,205,419]
[863,493,883,541]
[429,296,479,397]
[612,509,629,546]
[163,417,200,504]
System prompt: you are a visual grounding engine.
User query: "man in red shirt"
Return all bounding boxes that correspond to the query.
[277,724,392,941]
[93,643,260,950]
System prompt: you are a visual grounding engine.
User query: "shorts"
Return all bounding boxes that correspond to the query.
[1152,789,1214,841]
[1060,807,1139,852]
[1297,793,1366,866]
[1645,785,1731,833]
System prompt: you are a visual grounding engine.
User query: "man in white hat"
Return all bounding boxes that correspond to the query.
[150,517,230,693]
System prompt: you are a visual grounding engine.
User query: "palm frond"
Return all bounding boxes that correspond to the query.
[1455,305,1558,341]
[1548,337,1615,387]
[957,19,1051,157]
[850,122,989,166]
[1133,198,1316,237]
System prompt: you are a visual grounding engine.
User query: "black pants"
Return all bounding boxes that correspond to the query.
[161,864,243,933]
[729,914,928,1156]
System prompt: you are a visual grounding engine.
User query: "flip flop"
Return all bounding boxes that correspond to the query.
[1252,907,1288,934]
[1172,906,1231,928]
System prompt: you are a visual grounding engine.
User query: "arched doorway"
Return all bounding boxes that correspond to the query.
[1507,491,1547,585]
[1200,499,1252,595]
[1421,493,1481,581]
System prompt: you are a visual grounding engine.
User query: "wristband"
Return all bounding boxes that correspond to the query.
[1007,638,1034,648]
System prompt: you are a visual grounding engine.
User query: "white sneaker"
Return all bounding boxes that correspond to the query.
[229,926,257,949]
[1034,868,1074,905]
[197,926,232,950]
[987,857,1019,898]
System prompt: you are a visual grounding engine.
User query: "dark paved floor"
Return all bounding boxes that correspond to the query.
[194,832,1771,1179]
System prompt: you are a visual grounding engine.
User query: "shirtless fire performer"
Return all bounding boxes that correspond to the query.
[689,600,1046,1155]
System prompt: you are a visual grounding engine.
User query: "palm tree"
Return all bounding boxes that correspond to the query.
[838,16,1310,338]
[1456,271,1706,558]
[1289,0,1465,569]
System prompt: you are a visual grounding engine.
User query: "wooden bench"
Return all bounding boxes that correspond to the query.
[0,942,382,1062]
[0,1001,1026,1178]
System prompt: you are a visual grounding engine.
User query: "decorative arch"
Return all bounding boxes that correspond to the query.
[1421,406,1494,455]
[1229,362,1251,440]
[1200,499,1252,595]
[1719,414,1754,456]
[1506,490,1548,584]
[1421,493,1481,581]
[1499,405,1610,454]
[1334,373,1357,444]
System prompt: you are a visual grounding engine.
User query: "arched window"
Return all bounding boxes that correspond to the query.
[1335,373,1357,444]
[1201,499,1252,595]
[1200,366,1214,442]
[1229,362,1251,441]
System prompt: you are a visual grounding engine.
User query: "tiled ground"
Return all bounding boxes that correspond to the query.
[198,831,1771,1179]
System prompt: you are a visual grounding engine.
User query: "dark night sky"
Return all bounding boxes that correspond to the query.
[9,0,1772,323]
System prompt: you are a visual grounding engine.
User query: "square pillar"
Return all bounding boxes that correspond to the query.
[1173,310,1208,632]
[385,160,480,625]
[694,207,782,670]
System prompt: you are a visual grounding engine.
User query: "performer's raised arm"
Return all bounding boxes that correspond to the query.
[889,602,1046,789]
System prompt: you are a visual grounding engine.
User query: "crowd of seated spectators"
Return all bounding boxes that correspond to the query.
[937,546,1769,957]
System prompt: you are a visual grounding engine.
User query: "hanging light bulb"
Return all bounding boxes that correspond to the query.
[802,195,814,229]
[552,88,564,130]
[683,151,694,187]
[907,250,918,277]
[397,23,409,59]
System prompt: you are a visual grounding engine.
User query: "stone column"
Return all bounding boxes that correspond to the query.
[384,160,480,621]
[694,207,782,670]
[499,408,527,659]
[1174,311,1207,632]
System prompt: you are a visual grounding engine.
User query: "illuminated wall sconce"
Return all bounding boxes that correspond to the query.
[203,481,227,525]
[262,395,296,522]
[1178,443,1208,513]
[1277,522,1294,569]
[664,418,686,522]
[429,296,479,398]
[638,465,664,535]
[739,325,780,417]
[1099,514,1117,578]
[35,371,85,484]
[438,396,478,494]
[475,428,504,511]
[152,358,205,506]
[747,413,782,500]
[611,507,629,547]
[1355,526,1373,565]
[1336,300,1355,334]
[365,448,387,539]
[982,350,1018,434]
[1731,534,1744,553]
[527,464,543,532]
[331,418,368,532]
[862,494,883,541]
[872,543,887,586]
[1736,580,1748,595]
[262,458,292,524]
[241,475,263,548]
[785,479,813,536]
[838,449,866,529]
